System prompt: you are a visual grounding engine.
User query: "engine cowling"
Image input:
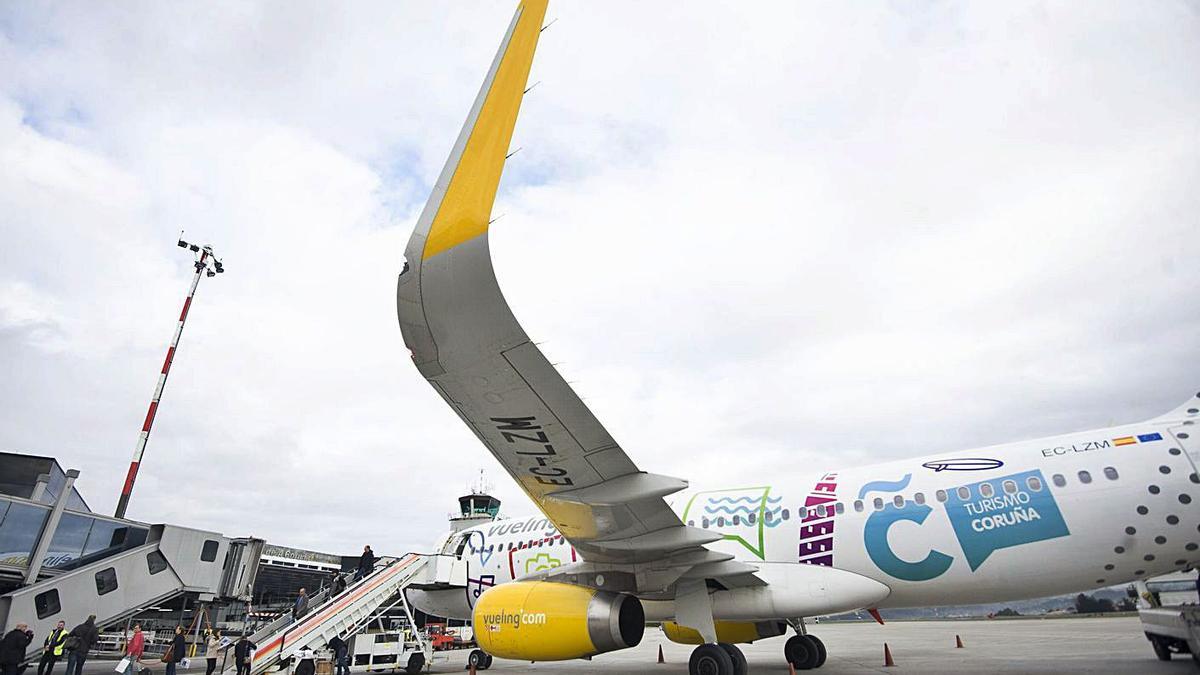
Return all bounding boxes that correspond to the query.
[661,620,788,645]
[472,581,644,661]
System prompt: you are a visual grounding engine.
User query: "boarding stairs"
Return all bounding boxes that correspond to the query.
[236,554,432,675]
[0,524,263,664]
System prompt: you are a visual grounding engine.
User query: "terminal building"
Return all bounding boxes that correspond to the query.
[0,450,500,673]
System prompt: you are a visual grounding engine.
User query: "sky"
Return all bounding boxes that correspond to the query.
[1,1,1197,557]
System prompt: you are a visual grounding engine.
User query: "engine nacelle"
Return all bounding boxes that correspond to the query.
[472,581,644,661]
[661,620,788,645]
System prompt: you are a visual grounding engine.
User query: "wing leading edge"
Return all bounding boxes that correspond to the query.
[396,1,761,591]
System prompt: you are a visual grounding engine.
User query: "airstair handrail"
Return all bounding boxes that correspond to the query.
[232,555,429,675]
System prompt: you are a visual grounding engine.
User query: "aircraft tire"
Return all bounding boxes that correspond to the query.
[689,643,735,675]
[718,643,747,675]
[785,635,820,670]
[810,635,827,668]
[1150,637,1172,661]
[468,649,490,670]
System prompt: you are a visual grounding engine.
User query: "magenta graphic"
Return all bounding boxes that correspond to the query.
[798,473,839,567]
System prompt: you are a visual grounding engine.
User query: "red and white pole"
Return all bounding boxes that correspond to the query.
[115,244,219,519]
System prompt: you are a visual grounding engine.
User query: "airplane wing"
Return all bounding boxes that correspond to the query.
[396,0,761,592]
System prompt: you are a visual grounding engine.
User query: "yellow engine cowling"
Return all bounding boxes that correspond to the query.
[661,620,788,645]
[472,581,644,661]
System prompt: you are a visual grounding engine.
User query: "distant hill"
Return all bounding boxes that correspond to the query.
[823,586,1133,622]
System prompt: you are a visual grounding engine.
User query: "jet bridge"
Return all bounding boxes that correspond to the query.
[0,523,263,663]
[234,554,436,675]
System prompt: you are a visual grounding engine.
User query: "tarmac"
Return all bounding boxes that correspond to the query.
[477,616,1193,674]
[70,616,1195,675]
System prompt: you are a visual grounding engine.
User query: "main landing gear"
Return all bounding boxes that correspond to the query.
[688,643,747,675]
[785,633,827,670]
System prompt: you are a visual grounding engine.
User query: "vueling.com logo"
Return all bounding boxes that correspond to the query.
[480,610,548,629]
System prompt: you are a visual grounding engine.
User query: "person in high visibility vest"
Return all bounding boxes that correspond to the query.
[38,621,68,675]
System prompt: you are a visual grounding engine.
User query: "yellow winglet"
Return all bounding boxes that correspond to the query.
[422,0,549,260]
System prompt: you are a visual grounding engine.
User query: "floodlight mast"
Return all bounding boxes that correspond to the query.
[113,236,225,520]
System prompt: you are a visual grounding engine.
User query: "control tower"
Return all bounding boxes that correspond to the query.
[448,473,501,532]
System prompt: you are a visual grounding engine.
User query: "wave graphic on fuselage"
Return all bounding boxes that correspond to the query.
[702,495,786,527]
[706,496,783,505]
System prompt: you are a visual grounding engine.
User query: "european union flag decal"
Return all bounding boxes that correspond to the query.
[945,469,1070,571]
[1137,432,1163,443]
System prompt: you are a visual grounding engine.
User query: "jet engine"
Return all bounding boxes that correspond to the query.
[661,619,788,645]
[472,581,644,661]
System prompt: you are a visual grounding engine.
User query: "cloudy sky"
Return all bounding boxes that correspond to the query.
[1,1,1197,556]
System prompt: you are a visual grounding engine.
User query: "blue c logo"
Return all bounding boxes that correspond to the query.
[860,474,954,582]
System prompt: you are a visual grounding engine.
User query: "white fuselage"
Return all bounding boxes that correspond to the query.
[411,418,1200,621]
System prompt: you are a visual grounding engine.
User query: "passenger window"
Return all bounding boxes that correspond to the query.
[893,495,905,507]
[782,509,790,520]
[816,505,826,517]
[835,502,845,514]
[95,567,118,596]
[957,486,970,500]
[1027,476,1043,491]
[1078,470,1093,484]
[873,497,884,511]
[717,517,726,527]
[146,550,168,575]
[732,515,741,525]
[1003,480,1017,494]
[702,517,710,528]
[200,540,219,562]
[764,511,774,523]
[1104,467,1119,480]
[935,490,947,503]
[980,483,994,498]
[854,500,864,513]
[799,507,809,519]
[914,493,926,505]
[35,590,61,619]
[687,520,694,527]
[748,513,757,524]
[1052,474,1067,487]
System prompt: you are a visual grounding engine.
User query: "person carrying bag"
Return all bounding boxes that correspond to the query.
[116,624,146,675]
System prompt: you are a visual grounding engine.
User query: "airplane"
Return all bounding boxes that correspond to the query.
[395,1,1200,673]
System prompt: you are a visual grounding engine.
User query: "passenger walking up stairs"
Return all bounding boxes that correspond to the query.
[229,555,430,675]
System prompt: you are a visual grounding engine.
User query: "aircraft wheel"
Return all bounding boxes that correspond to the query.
[718,643,747,675]
[467,649,490,670]
[809,635,828,668]
[689,643,734,675]
[1150,637,1172,661]
[785,634,820,670]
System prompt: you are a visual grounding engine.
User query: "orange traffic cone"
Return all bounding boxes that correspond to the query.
[884,642,896,667]
[955,634,965,649]
[657,645,665,664]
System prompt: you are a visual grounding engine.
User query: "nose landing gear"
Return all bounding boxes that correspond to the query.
[785,633,827,670]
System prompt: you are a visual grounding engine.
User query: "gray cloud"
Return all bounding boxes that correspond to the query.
[1,1,1197,556]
